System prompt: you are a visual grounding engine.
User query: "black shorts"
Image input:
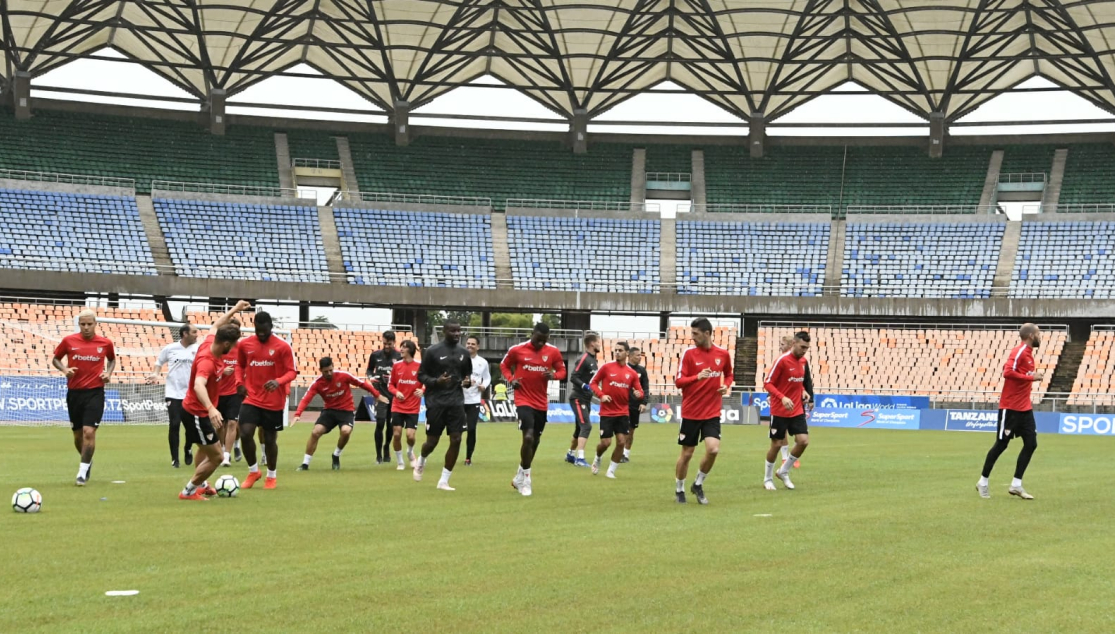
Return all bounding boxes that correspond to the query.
[997,409,1036,442]
[239,403,285,432]
[517,406,547,435]
[425,405,466,437]
[600,415,631,439]
[217,392,243,423]
[375,401,391,423]
[629,407,641,429]
[464,403,481,430]
[770,414,809,440]
[571,399,592,438]
[316,409,355,433]
[678,417,721,447]
[67,388,105,430]
[392,412,419,429]
[185,416,220,447]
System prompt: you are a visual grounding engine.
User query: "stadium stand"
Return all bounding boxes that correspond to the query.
[598,326,737,396]
[840,146,990,208]
[1058,143,1115,205]
[0,109,278,193]
[644,144,693,175]
[333,208,496,289]
[998,144,1057,175]
[506,215,660,292]
[704,145,844,209]
[755,325,1065,404]
[1070,327,1115,406]
[676,220,828,296]
[284,129,339,160]
[0,188,157,275]
[347,135,632,209]
[842,222,1003,298]
[1010,221,1115,299]
[155,199,329,283]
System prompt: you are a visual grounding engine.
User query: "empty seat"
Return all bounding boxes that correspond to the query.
[1010,221,1115,299]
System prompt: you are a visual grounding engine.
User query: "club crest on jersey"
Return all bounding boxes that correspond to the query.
[542,355,548,362]
[336,382,341,387]
[97,347,103,353]
[715,359,721,366]
[269,349,275,356]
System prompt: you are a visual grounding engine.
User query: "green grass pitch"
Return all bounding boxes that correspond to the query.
[2,423,1113,633]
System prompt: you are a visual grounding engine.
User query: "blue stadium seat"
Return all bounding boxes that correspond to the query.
[841,222,1002,298]
[676,221,828,296]
[0,188,157,275]
[1011,221,1115,299]
[332,208,496,289]
[154,198,329,282]
[506,215,660,293]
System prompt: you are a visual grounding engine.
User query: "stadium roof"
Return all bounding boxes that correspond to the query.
[4,1,1115,123]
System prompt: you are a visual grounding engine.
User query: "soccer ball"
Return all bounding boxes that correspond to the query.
[12,487,42,513]
[215,475,239,498]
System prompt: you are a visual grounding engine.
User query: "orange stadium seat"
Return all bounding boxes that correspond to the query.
[600,326,736,398]
[1070,329,1115,407]
[755,325,1065,404]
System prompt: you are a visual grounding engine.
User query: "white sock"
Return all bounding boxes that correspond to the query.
[303,454,313,465]
[623,448,630,458]
[593,455,601,466]
[780,445,790,460]
[779,456,796,475]
[235,440,241,449]
[765,461,775,481]
[266,469,277,479]
[407,445,415,455]
[676,478,685,493]
[576,450,585,459]
[248,463,260,474]
[78,462,90,478]
[223,451,231,462]
[333,448,343,457]
[695,470,708,486]
[202,480,209,488]
[396,451,403,463]
[978,476,989,487]
[440,468,452,484]
[419,455,427,467]
[607,461,619,475]
[523,468,531,478]
[183,481,197,495]
[1011,477,1023,488]
[517,465,524,476]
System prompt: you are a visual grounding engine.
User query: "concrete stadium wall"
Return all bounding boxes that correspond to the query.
[333,200,492,215]
[151,189,316,206]
[844,214,1008,224]
[0,178,134,198]
[679,212,832,224]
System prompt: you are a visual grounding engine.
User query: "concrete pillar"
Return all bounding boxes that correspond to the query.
[393,100,411,146]
[659,312,670,335]
[207,88,227,135]
[298,302,310,325]
[631,148,647,204]
[929,111,945,158]
[749,112,766,158]
[570,108,588,154]
[11,70,31,120]
[560,310,591,332]
[481,312,492,328]
[690,149,706,207]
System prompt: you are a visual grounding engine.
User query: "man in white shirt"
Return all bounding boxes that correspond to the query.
[463,335,492,466]
[147,323,200,468]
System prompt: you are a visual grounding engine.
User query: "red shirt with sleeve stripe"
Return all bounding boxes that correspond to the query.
[674,344,734,420]
[389,359,423,415]
[235,335,297,411]
[53,333,116,390]
[1000,343,1036,411]
[764,351,808,418]
[589,361,643,417]
[294,371,378,418]
[183,344,222,418]
[500,341,568,411]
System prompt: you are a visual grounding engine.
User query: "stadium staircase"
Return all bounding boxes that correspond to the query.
[135,195,174,275]
[489,212,513,285]
[735,335,757,389]
[335,137,360,193]
[1042,149,1069,210]
[274,133,295,195]
[978,150,1004,208]
[659,216,677,293]
[992,221,1022,296]
[1048,336,1087,397]
[316,206,346,280]
[824,219,845,294]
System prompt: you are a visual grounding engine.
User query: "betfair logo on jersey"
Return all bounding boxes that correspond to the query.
[71,355,102,362]
[398,378,419,385]
[788,377,805,383]
[608,381,631,389]
[249,360,275,367]
[325,390,345,399]
[523,364,549,372]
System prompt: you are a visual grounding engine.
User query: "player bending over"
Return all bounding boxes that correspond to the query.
[501,322,567,497]
[52,309,116,486]
[178,324,242,500]
[764,331,811,491]
[295,357,386,471]
[588,341,643,478]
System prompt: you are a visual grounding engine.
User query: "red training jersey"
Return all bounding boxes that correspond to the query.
[54,333,116,390]
[674,344,734,420]
[500,342,567,411]
[1000,343,1036,411]
[764,351,808,418]
[236,335,297,411]
[389,359,423,414]
[183,343,223,418]
[218,340,240,396]
[294,371,378,418]
[590,361,643,417]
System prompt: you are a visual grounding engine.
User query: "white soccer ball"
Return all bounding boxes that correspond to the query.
[12,487,42,513]
[215,475,239,498]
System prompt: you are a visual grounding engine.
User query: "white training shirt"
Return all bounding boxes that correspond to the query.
[463,354,492,405]
[157,341,200,400]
